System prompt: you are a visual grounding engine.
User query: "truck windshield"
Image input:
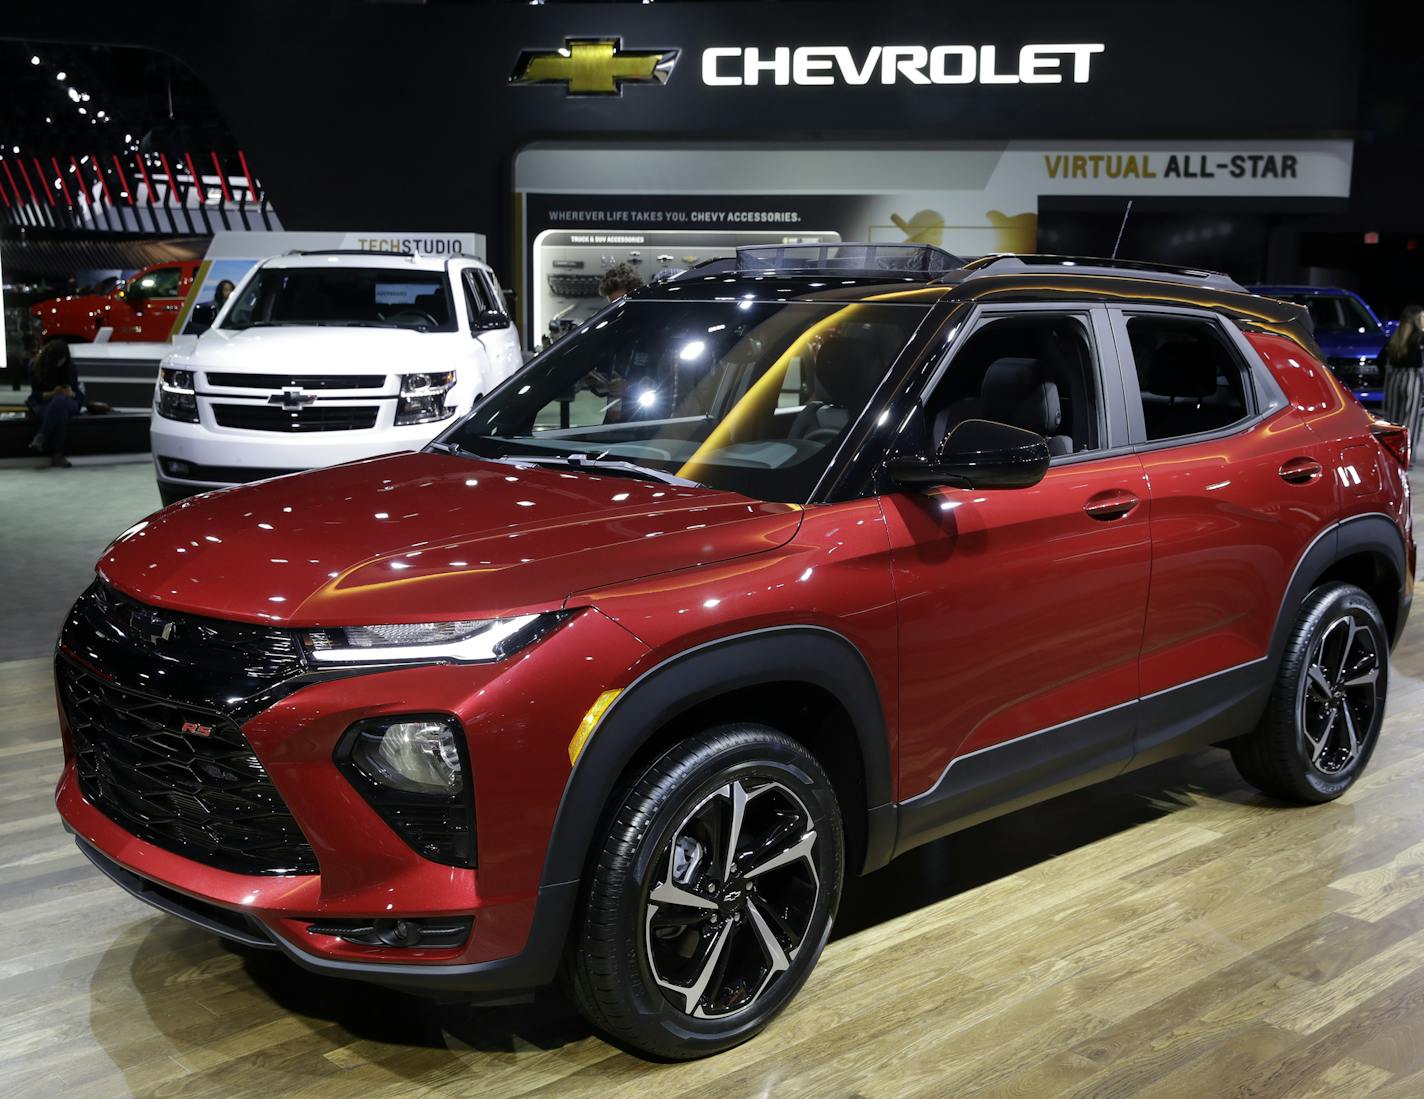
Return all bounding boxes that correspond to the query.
[1278,293,1380,334]
[222,267,457,332]
[437,298,930,503]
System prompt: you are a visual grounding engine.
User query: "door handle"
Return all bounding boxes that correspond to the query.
[1083,489,1141,521]
[1278,457,1323,485]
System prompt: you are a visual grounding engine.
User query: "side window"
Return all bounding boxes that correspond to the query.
[463,268,507,319]
[924,312,1102,457]
[139,266,182,298]
[1125,314,1251,442]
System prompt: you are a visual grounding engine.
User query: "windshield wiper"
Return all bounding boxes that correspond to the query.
[492,453,706,488]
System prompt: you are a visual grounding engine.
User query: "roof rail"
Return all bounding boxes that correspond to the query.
[734,242,964,278]
[962,254,1245,292]
[286,248,416,259]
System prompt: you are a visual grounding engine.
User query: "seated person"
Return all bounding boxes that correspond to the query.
[27,341,84,468]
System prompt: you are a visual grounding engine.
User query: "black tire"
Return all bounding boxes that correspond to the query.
[568,723,844,1060]
[1231,582,1389,803]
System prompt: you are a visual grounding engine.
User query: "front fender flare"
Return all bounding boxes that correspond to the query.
[537,625,895,892]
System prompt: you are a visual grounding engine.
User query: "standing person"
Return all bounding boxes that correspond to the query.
[1382,304,1424,469]
[213,278,236,310]
[597,262,643,304]
[26,341,83,468]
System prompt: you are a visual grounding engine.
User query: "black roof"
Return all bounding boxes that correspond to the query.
[646,248,1316,353]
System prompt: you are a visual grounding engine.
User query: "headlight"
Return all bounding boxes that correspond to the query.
[299,611,570,665]
[397,370,456,425]
[336,715,475,866]
[156,367,199,423]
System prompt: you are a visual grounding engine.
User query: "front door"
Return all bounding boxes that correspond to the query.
[122,264,189,341]
[885,305,1151,847]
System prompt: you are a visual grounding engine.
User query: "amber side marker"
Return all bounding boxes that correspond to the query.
[569,689,622,765]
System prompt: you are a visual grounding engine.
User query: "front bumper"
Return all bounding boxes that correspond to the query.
[55,603,650,993]
[74,833,577,997]
[149,411,453,493]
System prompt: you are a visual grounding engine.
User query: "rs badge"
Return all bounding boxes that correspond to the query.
[510,38,679,96]
[180,721,214,738]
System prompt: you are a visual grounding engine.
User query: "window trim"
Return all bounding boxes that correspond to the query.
[1109,304,1288,453]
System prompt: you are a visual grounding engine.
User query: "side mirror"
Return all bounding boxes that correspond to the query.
[885,418,1051,491]
[472,309,509,332]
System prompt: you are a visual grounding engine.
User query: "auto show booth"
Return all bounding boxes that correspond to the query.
[0,0,1390,350]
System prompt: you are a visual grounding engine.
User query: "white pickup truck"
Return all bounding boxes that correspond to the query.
[150,250,524,505]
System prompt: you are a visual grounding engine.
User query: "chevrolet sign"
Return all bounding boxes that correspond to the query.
[701,43,1105,86]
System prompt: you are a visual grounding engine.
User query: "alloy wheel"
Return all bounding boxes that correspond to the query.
[1299,613,1381,776]
[642,778,821,1019]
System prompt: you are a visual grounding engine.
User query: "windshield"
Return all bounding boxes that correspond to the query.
[439,299,930,502]
[1279,293,1379,334]
[222,266,456,332]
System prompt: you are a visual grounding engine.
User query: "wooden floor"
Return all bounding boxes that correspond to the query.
[5,515,1424,1096]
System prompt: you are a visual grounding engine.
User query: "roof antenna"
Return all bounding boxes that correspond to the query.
[1111,200,1134,260]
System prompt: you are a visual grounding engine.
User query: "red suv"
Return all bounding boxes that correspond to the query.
[32,260,197,343]
[55,247,1414,1059]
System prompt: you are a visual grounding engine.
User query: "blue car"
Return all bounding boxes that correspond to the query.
[1249,285,1390,407]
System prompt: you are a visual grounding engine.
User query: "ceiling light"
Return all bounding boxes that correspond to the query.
[30,55,40,66]
[56,71,66,81]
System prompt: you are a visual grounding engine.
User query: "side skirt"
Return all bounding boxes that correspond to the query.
[891,660,1271,858]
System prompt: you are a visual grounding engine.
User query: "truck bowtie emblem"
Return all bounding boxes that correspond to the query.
[269,387,317,411]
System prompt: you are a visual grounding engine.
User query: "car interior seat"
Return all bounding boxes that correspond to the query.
[933,356,1073,455]
[790,333,884,443]
[1140,340,1236,438]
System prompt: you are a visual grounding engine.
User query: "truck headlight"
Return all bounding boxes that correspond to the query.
[336,715,476,866]
[396,370,456,425]
[156,367,199,423]
[299,611,571,666]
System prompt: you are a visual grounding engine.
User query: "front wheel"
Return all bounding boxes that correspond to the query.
[568,723,843,1059]
[1231,582,1389,802]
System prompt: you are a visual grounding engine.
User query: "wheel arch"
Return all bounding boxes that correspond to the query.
[537,626,896,894]
[1272,513,1409,663]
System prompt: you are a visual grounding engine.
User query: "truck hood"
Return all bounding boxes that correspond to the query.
[1315,331,1386,360]
[98,452,802,625]
[170,324,459,374]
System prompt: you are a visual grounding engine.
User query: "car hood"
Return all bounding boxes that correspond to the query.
[170,324,458,374]
[98,452,802,625]
[34,293,105,315]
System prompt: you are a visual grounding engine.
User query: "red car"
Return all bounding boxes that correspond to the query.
[55,247,1415,1059]
[31,260,197,343]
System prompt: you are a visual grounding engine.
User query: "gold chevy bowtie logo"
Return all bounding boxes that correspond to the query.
[510,38,679,96]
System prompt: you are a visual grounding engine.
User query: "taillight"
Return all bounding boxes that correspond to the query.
[1371,419,1411,468]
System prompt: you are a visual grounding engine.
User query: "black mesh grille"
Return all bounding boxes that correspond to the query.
[79,581,303,682]
[212,404,380,432]
[205,373,386,390]
[60,661,318,875]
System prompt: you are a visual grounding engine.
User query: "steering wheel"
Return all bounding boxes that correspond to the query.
[386,309,438,328]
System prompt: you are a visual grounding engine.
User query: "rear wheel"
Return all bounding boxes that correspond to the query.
[1231,582,1388,802]
[568,723,843,1059]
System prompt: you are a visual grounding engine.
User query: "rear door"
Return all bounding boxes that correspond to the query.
[1111,306,1338,763]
